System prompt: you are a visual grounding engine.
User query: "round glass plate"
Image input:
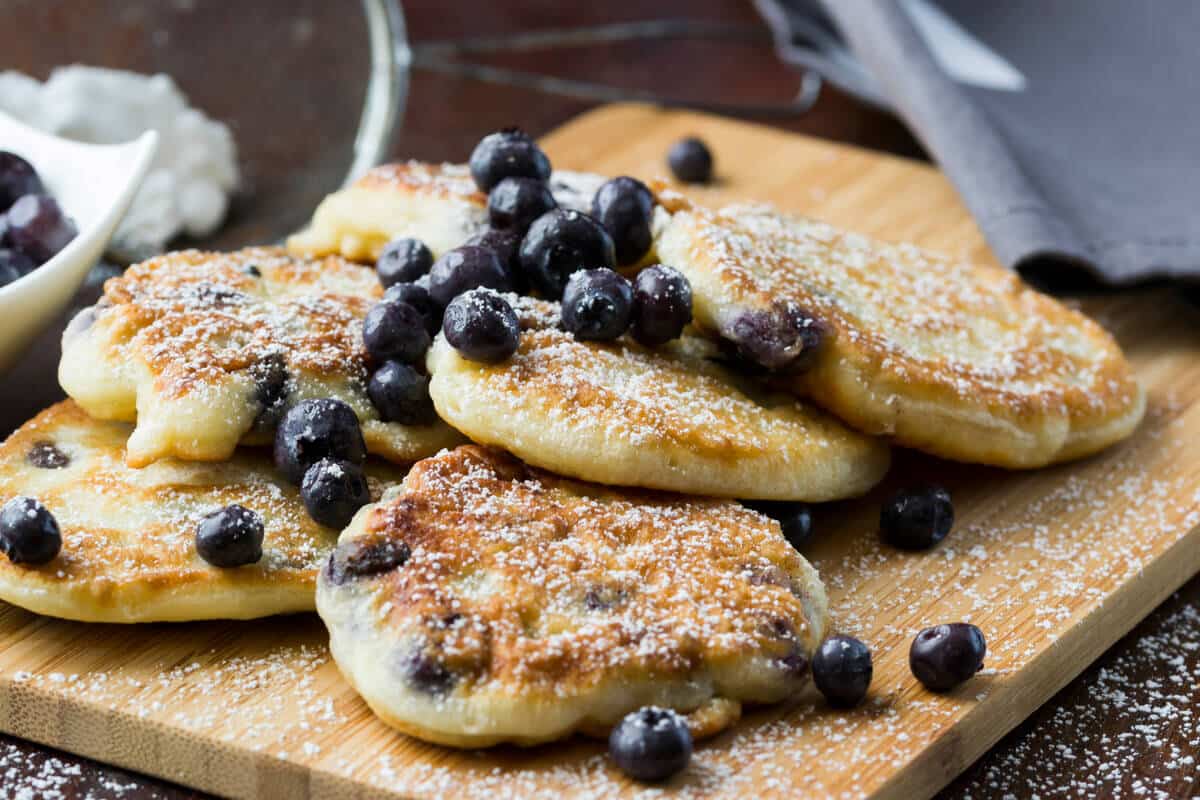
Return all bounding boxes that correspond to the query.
[0,0,409,249]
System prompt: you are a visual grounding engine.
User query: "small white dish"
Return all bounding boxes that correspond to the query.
[0,111,157,373]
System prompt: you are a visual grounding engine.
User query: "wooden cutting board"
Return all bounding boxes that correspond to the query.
[0,105,1197,800]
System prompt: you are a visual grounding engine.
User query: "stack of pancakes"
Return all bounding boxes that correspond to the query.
[0,161,1142,749]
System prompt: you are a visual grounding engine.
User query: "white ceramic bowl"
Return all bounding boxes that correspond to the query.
[0,112,157,373]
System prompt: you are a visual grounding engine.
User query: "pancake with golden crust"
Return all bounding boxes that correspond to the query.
[655,200,1145,468]
[426,295,889,501]
[316,445,828,747]
[287,161,609,263]
[59,247,462,468]
[0,402,403,622]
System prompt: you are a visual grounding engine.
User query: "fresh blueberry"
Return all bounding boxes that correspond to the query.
[400,649,458,695]
[368,361,437,425]
[812,635,873,708]
[910,623,986,692]
[667,137,713,183]
[325,537,411,585]
[363,300,431,364]
[466,227,521,271]
[376,237,433,288]
[301,458,372,529]
[248,354,290,433]
[880,485,954,550]
[560,268,633,341]
[427,245,515,307]
[724,304,826,372]
[518,209,616,299]
[6,194,77,264]
[273,398,367,485]
[592,176,655,266]
[744,501,813,549]
[0,152,45,212]
[0,248,35,277]
[26,441,70,469]
[487,176,557,234]
[468,128,552,193]
[0,259,21,288]
[0,497,61,565]
[195,504,264,567]
[608,706,692,782]
[442,289,520,363]
[631,264,692,347]
[383,281,441,336]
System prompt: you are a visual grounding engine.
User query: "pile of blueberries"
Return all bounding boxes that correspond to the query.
[0,130,991,785]
[357,128,700,430]
[0,151,79,287]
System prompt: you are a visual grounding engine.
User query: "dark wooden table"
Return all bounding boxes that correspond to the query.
[2,2,1197,797]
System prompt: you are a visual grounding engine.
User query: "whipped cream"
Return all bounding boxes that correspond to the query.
[0,65,239,260]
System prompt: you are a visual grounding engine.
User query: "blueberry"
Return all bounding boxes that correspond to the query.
[248,354,289,434]
[518,209,616,299]
[6,194,77,264]
[608,706,692,782]
[592,176,655,266]
[561,269,633,341]
[400,649,457,695]
[383,281,441,336]
[0,152,45,212]
[273,398,367,485]
[0,259,21,288]
[195,504,264,567]
[466,227,522,274]
[376,237,433,288]
[667,137,713,183]
[468,128,552,193]
[442,289,520,363]
[368,361,437,425]
[880,485,954,551]
[812,635,873,708]
[0,248,35,277]
[0,497,61,565]
[724,304,826,372]
[363,300,431,364]
[301,458,372,529]
[744,501,813,549]
[910,623,986,692]
[326,536,411,585]
[487,176,557,234]
[630,264,692,347]
[26,441,70,469]
[427,245,515,307]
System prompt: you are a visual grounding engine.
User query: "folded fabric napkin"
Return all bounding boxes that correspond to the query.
[757,0,1200,285]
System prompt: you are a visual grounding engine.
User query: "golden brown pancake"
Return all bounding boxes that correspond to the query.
[316,445,828,747]
[656,200,1144,467]
[426,295,890,501]
[0,402,403,622]
[287,161,608,263]
[58,247,461,468]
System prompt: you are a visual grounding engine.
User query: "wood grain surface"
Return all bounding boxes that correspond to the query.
[0,104,1196,799]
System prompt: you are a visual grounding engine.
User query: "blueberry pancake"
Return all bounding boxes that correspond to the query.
[0,402,402,622]
[316,445,828,747]
[426,296,889,501]
[287,161,608,263]
[655,199,1145,468]
[59,247,462,468]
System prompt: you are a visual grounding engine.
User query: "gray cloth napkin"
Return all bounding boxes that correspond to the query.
[758,0,1200,285]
